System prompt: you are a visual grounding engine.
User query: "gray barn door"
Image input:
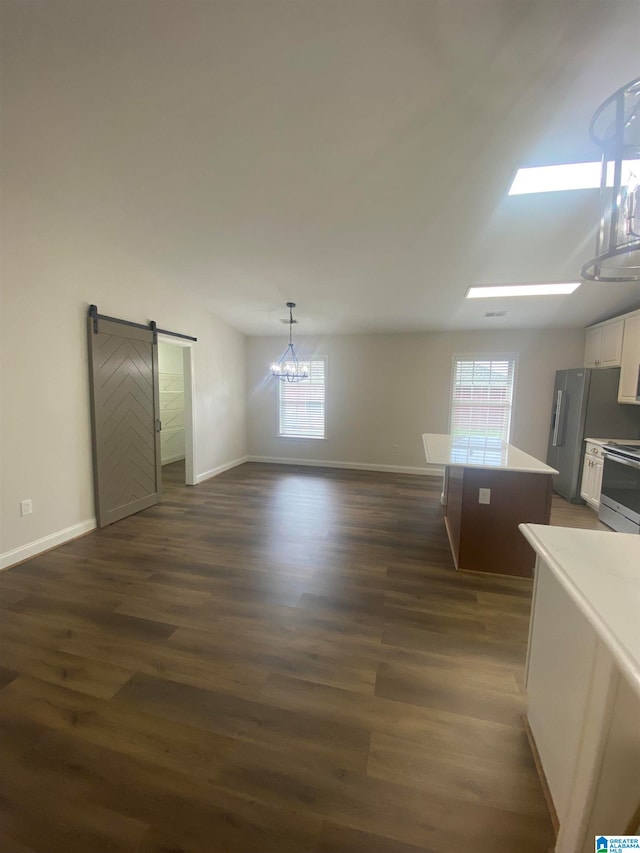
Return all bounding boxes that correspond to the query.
[88,314,161,527]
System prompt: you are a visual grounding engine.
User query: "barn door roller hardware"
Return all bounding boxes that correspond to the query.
[87,305,197,341]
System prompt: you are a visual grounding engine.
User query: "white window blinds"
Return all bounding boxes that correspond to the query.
[278,359,326,439]
[450,357,516,441]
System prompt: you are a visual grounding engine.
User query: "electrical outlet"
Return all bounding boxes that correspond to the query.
[20,499,32,517]
[392,444,400,452]
[478,488,491,505]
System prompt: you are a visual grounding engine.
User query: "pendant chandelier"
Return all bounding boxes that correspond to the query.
[581,77,640,283]
[270,302,310,382]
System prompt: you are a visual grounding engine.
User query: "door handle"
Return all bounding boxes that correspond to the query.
[156,419,162,432]
[552,390,562,446]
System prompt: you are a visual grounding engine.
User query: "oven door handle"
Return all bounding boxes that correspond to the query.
[602,450,640,470]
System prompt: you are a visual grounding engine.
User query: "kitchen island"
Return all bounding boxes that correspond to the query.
[423,433,557,577]
[519,523,640,850]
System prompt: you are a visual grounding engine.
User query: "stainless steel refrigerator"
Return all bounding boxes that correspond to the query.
[546,368,640,502]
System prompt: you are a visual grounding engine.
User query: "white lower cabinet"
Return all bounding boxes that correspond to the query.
[526,559,640,851]
[580,442,604,511]
[526,564,598,825]
[585,675,640,839]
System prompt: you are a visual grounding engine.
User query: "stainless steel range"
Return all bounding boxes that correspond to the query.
[599,444,640,533]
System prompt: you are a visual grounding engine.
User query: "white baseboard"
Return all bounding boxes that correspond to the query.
[247,455,444,477]
[196,455,249,484]
[0,518,97,572]
[161,453,186,466]
[0,457,440,570]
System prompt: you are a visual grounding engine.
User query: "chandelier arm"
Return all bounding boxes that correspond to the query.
[582,77,640,284]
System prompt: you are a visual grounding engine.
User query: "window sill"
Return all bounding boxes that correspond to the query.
[277,435,327,440]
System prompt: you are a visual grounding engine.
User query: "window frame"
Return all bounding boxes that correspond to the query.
[448,353,518,443]
[276,356,327,440]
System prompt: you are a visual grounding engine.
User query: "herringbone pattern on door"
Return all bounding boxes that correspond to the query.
[89,318,160,527]
[99,337,156,502]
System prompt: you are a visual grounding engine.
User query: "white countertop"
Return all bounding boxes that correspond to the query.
[422,433,558,474]
[520,523,640,699]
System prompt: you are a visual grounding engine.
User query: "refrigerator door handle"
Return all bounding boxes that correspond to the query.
[552,390,563,446]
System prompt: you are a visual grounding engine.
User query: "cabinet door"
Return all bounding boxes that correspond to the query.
[599,320,624,367]
[584,676,640,841]
[584,327,602,368]
[580,454,593,502]
[526,561,599,823]
[618,315,640,403]
[591,458,603,510]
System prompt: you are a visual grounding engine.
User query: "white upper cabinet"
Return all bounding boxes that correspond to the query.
[584,318,624,368]
[584,327,601,367]
[618,313,640,404]
[600,320,625,366]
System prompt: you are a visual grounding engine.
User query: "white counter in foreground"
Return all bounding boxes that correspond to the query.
[519,523,640,850]
[520,524,640,697]
[423,433,558,474]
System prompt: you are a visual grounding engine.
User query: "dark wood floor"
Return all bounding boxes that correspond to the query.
[0,460,599,853]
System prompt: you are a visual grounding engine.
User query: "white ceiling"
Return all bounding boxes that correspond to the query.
[3,0,640,335]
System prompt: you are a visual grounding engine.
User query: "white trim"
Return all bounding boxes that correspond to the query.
[195,456,249,484]
[158,334,196,487]
[247,455,444,477]
[275,435,327,441]
[0,518,97,572]
[182,345,196,487]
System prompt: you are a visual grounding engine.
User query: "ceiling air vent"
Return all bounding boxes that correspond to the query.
[483,311,507,318]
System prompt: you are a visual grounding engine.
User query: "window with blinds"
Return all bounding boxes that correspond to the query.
[278,359,326,439]
[450,356,516,441]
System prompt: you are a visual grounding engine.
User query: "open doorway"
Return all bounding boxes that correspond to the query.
[158,335,196,487]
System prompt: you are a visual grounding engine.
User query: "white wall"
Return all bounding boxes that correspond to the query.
[158,341,186,375]
[0,218,247,564]
[0,2,251,566]
[0,1,587,564]
[247,329,585,470]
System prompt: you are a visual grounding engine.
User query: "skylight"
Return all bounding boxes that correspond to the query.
[466,283,581,299]
[509,160,640,195]
[509,162,601,194]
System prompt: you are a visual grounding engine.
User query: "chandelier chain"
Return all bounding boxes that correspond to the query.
[270,303,309,383]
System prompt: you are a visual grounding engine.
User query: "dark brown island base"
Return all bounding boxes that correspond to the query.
[423,434,558,578]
